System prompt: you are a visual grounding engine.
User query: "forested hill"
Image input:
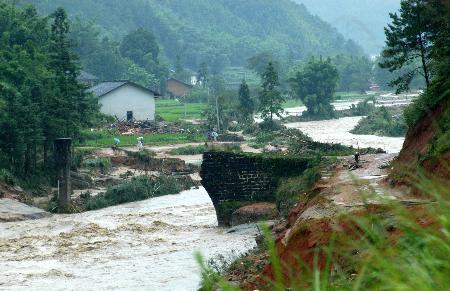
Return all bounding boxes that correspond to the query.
[26,0,362,70]
[295,0,400,55]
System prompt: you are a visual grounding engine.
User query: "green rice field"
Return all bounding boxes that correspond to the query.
[156,99,207,121]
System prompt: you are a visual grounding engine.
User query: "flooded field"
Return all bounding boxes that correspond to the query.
[0,188,257,290]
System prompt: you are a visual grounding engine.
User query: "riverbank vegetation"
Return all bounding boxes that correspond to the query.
[351,106,407,137]
[78,131,204,147]
[197,0,450,288]
[168,145,208,156]
[199,175,449,290]
[0,4,98,187]
[82,175,196,211]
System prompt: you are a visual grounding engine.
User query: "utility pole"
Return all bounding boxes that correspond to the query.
[184,94,187,118]
[54,138,72,212]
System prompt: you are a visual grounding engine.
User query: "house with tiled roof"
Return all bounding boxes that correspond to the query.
[166,78,193,98]
[88,81,159,122]
[77,71,99,87]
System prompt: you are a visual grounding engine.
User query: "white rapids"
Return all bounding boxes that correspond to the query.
[0,188,258,291]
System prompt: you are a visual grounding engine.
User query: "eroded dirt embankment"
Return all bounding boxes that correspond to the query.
[392,99,450,183]
[225,154,430,289]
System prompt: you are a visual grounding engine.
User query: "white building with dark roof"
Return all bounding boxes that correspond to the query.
[88,81,159,122]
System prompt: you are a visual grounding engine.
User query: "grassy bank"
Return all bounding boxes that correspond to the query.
[168,145,207,155]
[78,131,204,147]
[333,91,376,101]
[282,99,304,108]
[82,175,196,211]
[156,99,207,121]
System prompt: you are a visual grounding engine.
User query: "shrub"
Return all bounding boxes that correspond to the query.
[168,145,207,155]
[275,166,321,216]
[351,106,408,137]
[0,168,16,186]
[84,175,196,210]
[72,148,96,169]
[259,119,285,132]
[82,157,112,173]
[133,149,157,163]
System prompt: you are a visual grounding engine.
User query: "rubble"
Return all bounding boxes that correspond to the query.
[108,120,201,135]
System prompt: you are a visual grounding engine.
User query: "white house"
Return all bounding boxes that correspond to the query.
[89,81,159,121]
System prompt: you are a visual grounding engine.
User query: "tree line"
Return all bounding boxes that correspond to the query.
[0,3,98,179]
[29,0,363,73]
[208,0,449,130]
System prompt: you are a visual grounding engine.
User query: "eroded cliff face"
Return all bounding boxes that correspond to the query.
[392,99,450,186]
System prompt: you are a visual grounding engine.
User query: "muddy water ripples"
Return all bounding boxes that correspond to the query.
[0,188,258,290]
[1,107,408,290]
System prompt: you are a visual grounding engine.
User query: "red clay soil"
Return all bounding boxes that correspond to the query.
[393,99,450,182]
[244,204,437,290]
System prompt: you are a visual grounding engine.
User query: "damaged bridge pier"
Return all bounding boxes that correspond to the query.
[200,151,312,226]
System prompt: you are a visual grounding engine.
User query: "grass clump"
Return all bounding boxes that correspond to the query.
[72,148,96,169]
[275,166,321,217]
[351,106,407,137]
[0,168,17,186]
[168,145,207,155]
[78,131,204,148]
[84,175,196,210]
[81,157,112,173]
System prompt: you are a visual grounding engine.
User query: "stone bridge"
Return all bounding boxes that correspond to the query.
[200,151,313,226]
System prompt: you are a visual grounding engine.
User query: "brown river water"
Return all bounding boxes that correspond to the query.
[0,116,405,290]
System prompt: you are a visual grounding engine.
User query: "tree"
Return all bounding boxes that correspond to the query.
[403,0,450,126]
[291,57,339,118]
[120,28,159,66]
[380,0,433,93]
[332,55,372,93]
[173,55,190,83]
[48,7,96,137]
[238,79,254,122]
[258,62,284,122]
[70,20,128,80]
[248,52,278,76]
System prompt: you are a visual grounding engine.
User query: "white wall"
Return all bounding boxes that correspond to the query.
[99,84,155,121]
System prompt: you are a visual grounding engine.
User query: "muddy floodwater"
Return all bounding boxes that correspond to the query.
[0,188,257,290]
[0,114,406,290]
[286,116,405,153]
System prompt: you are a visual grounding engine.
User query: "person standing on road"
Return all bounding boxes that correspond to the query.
[211,131,218,142]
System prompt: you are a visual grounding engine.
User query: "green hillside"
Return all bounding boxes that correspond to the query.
[295,0,400,55]
[26,0,362,71]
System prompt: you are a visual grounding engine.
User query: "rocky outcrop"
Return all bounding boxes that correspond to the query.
[231,203,278,226]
